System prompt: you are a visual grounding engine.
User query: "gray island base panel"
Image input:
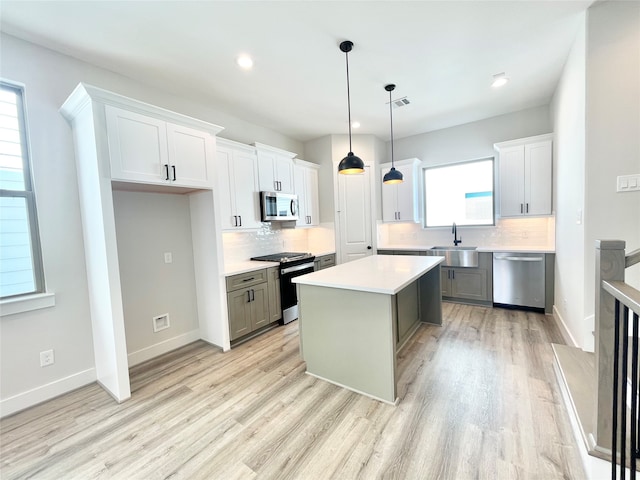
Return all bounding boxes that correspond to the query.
[294,255,444,404]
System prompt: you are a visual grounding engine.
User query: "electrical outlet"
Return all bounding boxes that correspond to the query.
[40,349,55,367]
[164,252,173,264]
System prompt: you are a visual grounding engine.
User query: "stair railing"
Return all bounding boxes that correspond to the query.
[594,240,640,479]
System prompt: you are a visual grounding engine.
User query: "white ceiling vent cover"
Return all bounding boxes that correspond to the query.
[392,97,410,108]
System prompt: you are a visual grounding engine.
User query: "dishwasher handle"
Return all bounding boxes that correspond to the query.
[494,254,543,262]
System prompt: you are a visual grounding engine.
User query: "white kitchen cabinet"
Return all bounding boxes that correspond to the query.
[495,134,553,217]
[106,105,214,188]
[294,159,320,227]
[380,158,421,223]
[217,139,261,230]
[254,142,296,193]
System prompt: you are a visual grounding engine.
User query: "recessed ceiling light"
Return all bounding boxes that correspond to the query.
[237,55,253,70]
[492,72,508,88]
[351,121,361,129]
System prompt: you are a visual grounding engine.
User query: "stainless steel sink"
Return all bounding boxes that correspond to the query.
[428,246,478,267]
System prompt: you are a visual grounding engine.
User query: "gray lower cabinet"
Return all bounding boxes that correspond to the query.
[267,266,281,323]
[226,268,279,342]
[377,249,424,256]
[438,252,493,305]
[314,253,336,270]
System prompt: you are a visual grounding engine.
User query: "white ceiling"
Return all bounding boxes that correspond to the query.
[0,1,592,142]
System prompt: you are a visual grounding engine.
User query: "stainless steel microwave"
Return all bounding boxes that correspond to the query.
[260,191,299,221]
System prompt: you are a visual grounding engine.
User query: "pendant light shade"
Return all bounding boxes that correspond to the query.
[383,84,403,184]
[337,40,364,175]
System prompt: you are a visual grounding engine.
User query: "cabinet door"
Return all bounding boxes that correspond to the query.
[525,141,552,216]
[250,282,271,330]
[305,167,319,226]
[396,280,419,346]
[275,156,294,193]
[294,164,308,227]
[440,268,452,296]
[450,268,488,301]
[232,149,261,229]
[499,145,525,217]
[257,150,278,192]
[380,170,399,222]
[267,267,281,322]
[227,289,252,341]
[216,147,237,230]
[166,123,212,188]
[105,105,168,184]
[395,164,417,222]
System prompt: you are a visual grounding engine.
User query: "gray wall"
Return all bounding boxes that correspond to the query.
[0,33,302,406]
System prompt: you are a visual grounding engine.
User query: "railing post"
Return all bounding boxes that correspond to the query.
[593,239,626,454]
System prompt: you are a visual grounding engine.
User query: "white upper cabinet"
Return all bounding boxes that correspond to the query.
[495,134,553,217]
[217,139,261,230]
[294,159,320,227]
[380,158,422,223]
[254,142,296,193]
[106,105,215,189]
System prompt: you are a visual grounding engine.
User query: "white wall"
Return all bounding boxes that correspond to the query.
[584,0,640,330]
[113,191,199,364]
[0,34,302,413]
[551,15,587,348]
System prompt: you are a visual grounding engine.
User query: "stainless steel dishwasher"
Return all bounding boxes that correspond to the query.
[493,252,545,309]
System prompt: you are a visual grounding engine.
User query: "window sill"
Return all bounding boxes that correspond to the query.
[0,292,56,317]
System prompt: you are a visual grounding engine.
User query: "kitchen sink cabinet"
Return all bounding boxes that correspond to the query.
[438,252,493,305]
[380,158,421,223]
[106,105,215,189]
[217,139,261,230]
[294,160,320,227]
[255,142,296,194]
[495,134,552,217]
[226,269,275,342]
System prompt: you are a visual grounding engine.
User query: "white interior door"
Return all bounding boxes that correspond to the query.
[338,166,373,263]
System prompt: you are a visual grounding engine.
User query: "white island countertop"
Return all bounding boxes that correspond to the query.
[293,254,444,295]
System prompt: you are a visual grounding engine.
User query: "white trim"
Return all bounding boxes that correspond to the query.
[127,329,201,367]
[553,305,580,348]
[0,292,55,317]
[0,368,95,418]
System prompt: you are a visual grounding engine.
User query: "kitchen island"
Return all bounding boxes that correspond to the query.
[293,254,444,404]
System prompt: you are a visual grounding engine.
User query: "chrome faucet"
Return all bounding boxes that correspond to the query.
[452,222,462,246]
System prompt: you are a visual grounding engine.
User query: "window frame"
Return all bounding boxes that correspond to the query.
[0,80,45,299]
[422,156,496,229]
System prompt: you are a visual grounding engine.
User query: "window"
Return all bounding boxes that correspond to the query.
[0,81,44,298]
[423,158,495,228]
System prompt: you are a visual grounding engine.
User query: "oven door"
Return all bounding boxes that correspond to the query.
[280,261,315,324]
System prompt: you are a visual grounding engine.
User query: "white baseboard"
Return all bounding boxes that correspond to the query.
[127,329,200,367]
[553,305,580,347]
[0,368,96,418]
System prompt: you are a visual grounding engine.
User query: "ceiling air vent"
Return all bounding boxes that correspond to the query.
[392,97,410,108]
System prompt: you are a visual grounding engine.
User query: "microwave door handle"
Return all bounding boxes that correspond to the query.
[291,199,296,215]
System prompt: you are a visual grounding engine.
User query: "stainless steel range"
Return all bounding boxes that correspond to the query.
[251,252,315,324]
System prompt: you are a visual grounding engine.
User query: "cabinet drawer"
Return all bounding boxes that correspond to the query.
[226,269,268,291]
[318,254,336,268]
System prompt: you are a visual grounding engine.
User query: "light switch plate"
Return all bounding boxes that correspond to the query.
[617,174,640,192]
[164,252,173,264]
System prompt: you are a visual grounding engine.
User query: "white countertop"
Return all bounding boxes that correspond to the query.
[293,255,444,295]
[378,244,555,254]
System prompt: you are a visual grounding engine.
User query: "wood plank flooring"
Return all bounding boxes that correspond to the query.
[1,303,586,479]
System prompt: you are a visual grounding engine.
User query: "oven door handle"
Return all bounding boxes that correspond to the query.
[281,262,315,275]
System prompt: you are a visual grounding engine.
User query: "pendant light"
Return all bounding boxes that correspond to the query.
[383,84,403,184]
[337,40,365,175]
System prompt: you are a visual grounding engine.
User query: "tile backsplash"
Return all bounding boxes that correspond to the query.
[222,222,335,265]
[378,216,555,249]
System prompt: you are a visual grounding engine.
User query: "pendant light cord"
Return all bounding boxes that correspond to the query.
[389,89,394,167]
[345,50,353,153]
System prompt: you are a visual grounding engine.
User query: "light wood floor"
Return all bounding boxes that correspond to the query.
[1,303,586,479]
